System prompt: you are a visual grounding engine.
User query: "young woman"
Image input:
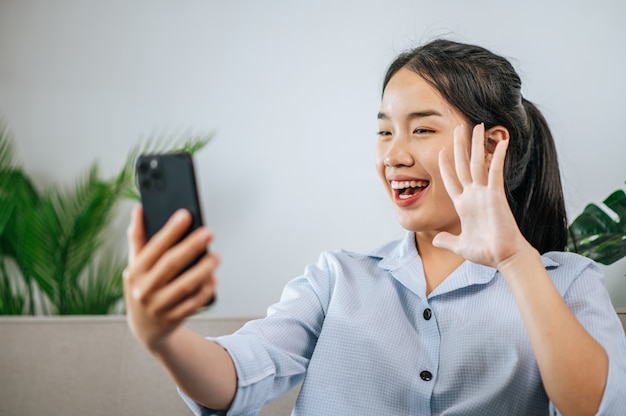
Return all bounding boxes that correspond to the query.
[123,39,626,415]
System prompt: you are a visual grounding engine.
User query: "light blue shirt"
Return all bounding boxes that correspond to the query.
[181,231,626,415]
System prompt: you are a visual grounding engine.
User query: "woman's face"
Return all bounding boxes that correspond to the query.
[376,67,470,238]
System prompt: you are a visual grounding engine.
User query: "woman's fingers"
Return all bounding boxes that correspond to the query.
[470,123,488,185]
[148,253,219,319]
[127,206,147,266]
[443,123,494,193]
[488,139,509,191]
[439,147,463,198]
[453,125,472,186]
[129,208,194,274]
[432,230,459,252]
[440,124,487,198]
[133,226,213,303]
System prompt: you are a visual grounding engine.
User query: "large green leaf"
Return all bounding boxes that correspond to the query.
[567,189,626,265]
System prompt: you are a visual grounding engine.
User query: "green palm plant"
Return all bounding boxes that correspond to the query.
[567,186,626,266]
[0,121,212,315]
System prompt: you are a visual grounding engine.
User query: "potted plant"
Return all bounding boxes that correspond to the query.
[0,121,211,315]
[567,186,626,266]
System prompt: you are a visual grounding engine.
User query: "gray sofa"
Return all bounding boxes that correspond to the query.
[1,310,625,416]
[0,316,299,416]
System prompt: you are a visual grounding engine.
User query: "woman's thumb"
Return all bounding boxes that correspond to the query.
[432,231,457,252]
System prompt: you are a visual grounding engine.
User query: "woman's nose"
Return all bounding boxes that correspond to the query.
[384,143,414,168]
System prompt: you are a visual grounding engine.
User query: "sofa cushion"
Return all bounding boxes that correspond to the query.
[0,316,298,416]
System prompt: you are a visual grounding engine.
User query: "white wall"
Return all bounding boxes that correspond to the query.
[1,0,625,315]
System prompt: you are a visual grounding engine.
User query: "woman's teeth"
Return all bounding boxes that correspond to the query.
[390,180,429,200]
[390,180,429,189]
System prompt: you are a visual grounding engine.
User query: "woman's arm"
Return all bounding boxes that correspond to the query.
[497,247,607,416]
[124,206,237,411]
[148,326,237,411]
[433,124,608,415]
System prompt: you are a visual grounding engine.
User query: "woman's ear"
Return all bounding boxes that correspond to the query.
[484,125,510,167]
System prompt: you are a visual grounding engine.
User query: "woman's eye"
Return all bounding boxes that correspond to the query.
[377,130,392,137]
[414,128,434,134]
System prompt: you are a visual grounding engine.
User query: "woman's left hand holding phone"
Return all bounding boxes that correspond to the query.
[123,206,219,352]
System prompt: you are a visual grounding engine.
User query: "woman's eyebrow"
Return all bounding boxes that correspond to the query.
[377,110,443,120]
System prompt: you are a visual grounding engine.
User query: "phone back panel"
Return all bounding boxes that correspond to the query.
[135,152,204,241]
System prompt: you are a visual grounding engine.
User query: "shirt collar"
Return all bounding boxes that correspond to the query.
[368,231,416,268]
[368,230,561,299]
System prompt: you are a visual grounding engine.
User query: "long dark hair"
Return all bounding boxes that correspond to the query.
[383,39,567,253]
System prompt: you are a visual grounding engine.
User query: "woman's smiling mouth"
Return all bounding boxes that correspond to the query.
[390,179,430,204]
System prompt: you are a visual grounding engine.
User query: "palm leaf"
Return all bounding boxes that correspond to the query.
[0,259,26,315]
[45,164,129,313]
[0,166,56,314]
[567,188,626,265]
[0,170,34,243]
[0,121,16,170]
[52,166,114,276]
[62,250,125,314]
[7,191,59,301]
[0,122,17,237]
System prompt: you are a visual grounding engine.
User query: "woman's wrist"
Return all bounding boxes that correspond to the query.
[495,241,542,280]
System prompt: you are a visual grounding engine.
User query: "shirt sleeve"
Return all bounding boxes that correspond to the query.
[178,252,334,415]
[549,258,626,415]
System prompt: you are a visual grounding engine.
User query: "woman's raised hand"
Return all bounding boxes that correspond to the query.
[432,123,533,269]
[123,206,219,351]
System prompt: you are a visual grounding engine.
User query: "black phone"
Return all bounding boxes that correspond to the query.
[135,152,214,305]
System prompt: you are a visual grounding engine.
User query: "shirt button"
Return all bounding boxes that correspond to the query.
[423,308,432,320]
[420,370,433,381]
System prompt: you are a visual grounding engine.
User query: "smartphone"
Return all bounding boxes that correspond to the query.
[135,152,214,305]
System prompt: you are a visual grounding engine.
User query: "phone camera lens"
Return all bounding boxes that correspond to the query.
[138,160,150,173]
